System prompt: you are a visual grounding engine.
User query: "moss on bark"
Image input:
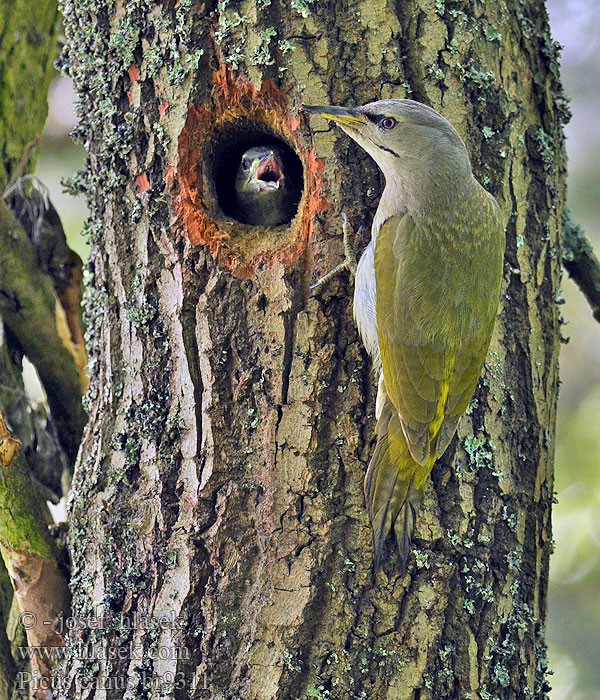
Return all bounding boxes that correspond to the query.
[0,0,59,188]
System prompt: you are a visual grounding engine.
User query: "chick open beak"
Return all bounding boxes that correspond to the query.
[256,153,283,190]
[302,104,367,126]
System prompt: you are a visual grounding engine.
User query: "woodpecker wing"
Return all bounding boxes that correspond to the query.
[374,212,501,466]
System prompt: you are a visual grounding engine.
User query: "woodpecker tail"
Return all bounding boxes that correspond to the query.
[364,400,426,570]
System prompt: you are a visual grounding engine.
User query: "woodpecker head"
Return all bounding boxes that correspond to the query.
[232,144,298,226]
[302,99,471,185]
[235,146,286,198]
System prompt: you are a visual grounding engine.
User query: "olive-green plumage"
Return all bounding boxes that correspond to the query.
[304,100,505,570]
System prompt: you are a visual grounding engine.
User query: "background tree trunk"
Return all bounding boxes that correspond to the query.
[61,0,567,698]
[0,0,58,189]
[0,3,66,697]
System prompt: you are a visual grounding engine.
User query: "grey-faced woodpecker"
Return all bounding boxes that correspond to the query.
[304,100,505,570]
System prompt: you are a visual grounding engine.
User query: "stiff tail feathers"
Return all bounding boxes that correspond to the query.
[393,483,424,571]
[364,406,425,570]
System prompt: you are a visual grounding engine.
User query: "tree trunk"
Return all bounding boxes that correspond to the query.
[60,0,566,698]
[0,3,65,697]
[0,0,59,189]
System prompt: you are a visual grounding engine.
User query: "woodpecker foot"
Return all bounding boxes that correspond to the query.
[310,212,360,290]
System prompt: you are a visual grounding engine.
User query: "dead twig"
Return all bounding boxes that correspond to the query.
[4,136,40,192]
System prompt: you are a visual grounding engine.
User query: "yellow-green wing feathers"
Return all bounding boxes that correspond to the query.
[375,215,452,464]
[366,198,504,568]
[374,213,501,464]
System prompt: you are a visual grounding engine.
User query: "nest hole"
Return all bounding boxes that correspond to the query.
[205,118,304,226]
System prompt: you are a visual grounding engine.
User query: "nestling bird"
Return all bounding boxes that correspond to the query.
[304,100,505,570]
[233,145,297,226]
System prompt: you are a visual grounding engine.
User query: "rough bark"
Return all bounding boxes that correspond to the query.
[61,0,566,698]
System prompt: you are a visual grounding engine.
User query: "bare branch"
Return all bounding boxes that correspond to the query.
[0,411,70,699]
[562,207,600,323]
[0,199,86,464]
[3,176,88,390]
[4,136,40,192]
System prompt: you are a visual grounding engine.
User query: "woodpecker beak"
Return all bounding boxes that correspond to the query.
[302,104,367,126]
[255,152,284,190]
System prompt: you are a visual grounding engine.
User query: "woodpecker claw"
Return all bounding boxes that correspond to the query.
[342,213,360,276]
[310,212,359,291]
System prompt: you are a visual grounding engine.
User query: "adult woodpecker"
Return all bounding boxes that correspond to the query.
[233,145,297,226]
[304,100,505,570]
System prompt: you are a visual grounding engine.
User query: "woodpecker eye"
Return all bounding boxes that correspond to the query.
[242,158,250,169]
[379,117,396,130]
